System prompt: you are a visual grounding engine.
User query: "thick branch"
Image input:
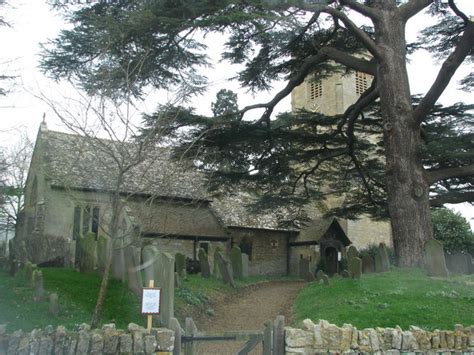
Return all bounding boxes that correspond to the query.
[448,0,469,24]
[340,0,381,20]
[399,0,434,22]
[430,191,474,206]
[321,7,381,59]
[414,22,474,124]
[320,47,376,75]
[425,164,474,185]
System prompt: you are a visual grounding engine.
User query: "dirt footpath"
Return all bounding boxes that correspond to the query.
[190,281,305,354]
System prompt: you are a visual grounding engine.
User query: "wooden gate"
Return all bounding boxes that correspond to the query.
[169,315,285,355]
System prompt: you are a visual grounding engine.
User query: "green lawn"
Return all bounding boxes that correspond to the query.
[293,268,474,330]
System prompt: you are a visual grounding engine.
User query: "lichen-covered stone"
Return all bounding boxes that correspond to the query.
[410,325,431,350]
[119,333,133,353]
[153,328,175,351]
[38,336,53,355]
[431,331,440,349]
[144,335,157,354]
[401,330,419,351]
[76,330,91,354]
[302,319,315,332]
[7,329,23,354]
[90,332,103,354]
[285,327,314,348]
[446,331,455,349]
[103,330,120,354]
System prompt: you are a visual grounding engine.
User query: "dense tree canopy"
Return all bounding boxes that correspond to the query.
[432,207,474,254]
[41,0,474,266]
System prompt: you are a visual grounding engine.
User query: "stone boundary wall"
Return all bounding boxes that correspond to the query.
[286,319,474,354]
[0,322,174,354]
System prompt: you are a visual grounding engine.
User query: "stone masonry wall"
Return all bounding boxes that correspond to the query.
[0,322,174,355]
[286,319,474,354]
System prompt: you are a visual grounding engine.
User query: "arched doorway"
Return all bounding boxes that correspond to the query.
[325,247,338,276]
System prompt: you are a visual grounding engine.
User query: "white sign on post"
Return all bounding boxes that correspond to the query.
[141,288,161,315]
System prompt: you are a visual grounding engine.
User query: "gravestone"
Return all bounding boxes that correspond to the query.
[175,253,186,278]
[112,247,126,282]
[198,248,211,278]
[362,254,374,273]
[215,251,236,288]
[230,246,243,279]
[33,270,44,302]
[347,245,359,260]
[341,270,350,278]
[242,253,249,278]
[375,243,390,272]
[213,247,223,279]
[49,293,59,316]
[348,257,362,279]
[299,258,315,282]
[445,252,471,275]
[68,241,76,268]
[322,274,330,286]
[24,261,34,281]
[78,233,97,273]
[124,245,143,296]
[423,239,448,277]
[156,252,175,328]
[142,245,159,284]
[96,235,108,276]
[316,270,325,282]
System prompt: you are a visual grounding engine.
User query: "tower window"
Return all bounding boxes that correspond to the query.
[355,72,370,95]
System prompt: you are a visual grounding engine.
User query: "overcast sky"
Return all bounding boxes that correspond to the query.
[0,1,472,225]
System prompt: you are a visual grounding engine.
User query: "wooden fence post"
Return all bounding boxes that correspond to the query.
[184,317,198,355]
[263,320,273,355]
[169,317,182,355]
[273,315,285,355]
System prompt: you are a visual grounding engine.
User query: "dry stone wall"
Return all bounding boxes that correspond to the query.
[286,319,474,354]
[0,323,174,355]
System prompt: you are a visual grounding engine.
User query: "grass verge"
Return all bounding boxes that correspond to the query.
[293,268,474,330]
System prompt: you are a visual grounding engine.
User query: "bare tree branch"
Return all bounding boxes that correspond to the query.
[340,0,381,20]
[448,0,470,24]
[414,22,474,124]
[430,191,474,206]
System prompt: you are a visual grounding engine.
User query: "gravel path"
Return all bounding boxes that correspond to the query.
[190,280,305,354]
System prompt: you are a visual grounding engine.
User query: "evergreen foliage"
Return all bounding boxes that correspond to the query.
[432,207,474,254]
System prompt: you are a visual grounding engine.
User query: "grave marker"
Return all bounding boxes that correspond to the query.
[362,254,374,273]
[175,253,186,278]
[156,252,175,328]
[215,251,236,288]
[198,248,211,278]
[348,257,362,279]
[347,245,359,260]
[423,239,448,277]
[230,246,243,279]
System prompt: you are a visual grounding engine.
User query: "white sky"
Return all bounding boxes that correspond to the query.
[0,1,472,226]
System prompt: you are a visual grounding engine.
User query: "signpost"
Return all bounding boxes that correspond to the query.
[141,280,161,332]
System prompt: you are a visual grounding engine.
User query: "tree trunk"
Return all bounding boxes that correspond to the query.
[374,5,433,267]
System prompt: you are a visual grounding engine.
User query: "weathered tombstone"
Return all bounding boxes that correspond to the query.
[445,252,471,275]
[49,293,59,316]
[322,274,330,285]
[156,252,175,328]
[299,258,314,281]
[215,251,236,288]
[78,233,97,273]
[142,245,159,284]
[230,246,243,279]
[124,245,143,296]
[347,245,359,260]
[375,243,390,272]
[67,240,76,268]
[96,235,108,276]
[33,270,44,302]
[362,254,374,273]
[341,270,350,278]
[316,269,325,282]
[198,248,211,278]
[8,258,18,277]
[213,247,223,279]
[112,247,126,282]
[241,253,249,278]
[423,239,448,277]
[24,261,34,280]
[174,272,180,289]
[175,253,186,278]
[348,257,362,279]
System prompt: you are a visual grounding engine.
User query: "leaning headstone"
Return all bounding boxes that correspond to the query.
[362,254,374,273]
[96,235,108,276]
[78,233,97,273]
[124,245,143,296]
[241,253,249,278]
[423,239,448,277]
[215,251,236,288]
[175,253,186,278]
[322,274,330,286]
[348,257,362,279]
[49,293,59,316]
[142,245,159,284]
[156,252,175,328]
[198,248,211,278]
[33,270,44,302]
[375,243,390,272]
[347,245,359,260]
[230,246,243,279]
[446,252,470,275]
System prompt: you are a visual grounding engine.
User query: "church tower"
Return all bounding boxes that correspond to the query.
[291,70,393,250]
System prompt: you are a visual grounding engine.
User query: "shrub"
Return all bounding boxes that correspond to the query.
[432,207,474,255]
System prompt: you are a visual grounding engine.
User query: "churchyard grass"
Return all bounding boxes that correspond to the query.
[293,268,474,330]
[0,268,141,332]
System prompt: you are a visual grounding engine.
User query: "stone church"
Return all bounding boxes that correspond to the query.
[14,70,391,277]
